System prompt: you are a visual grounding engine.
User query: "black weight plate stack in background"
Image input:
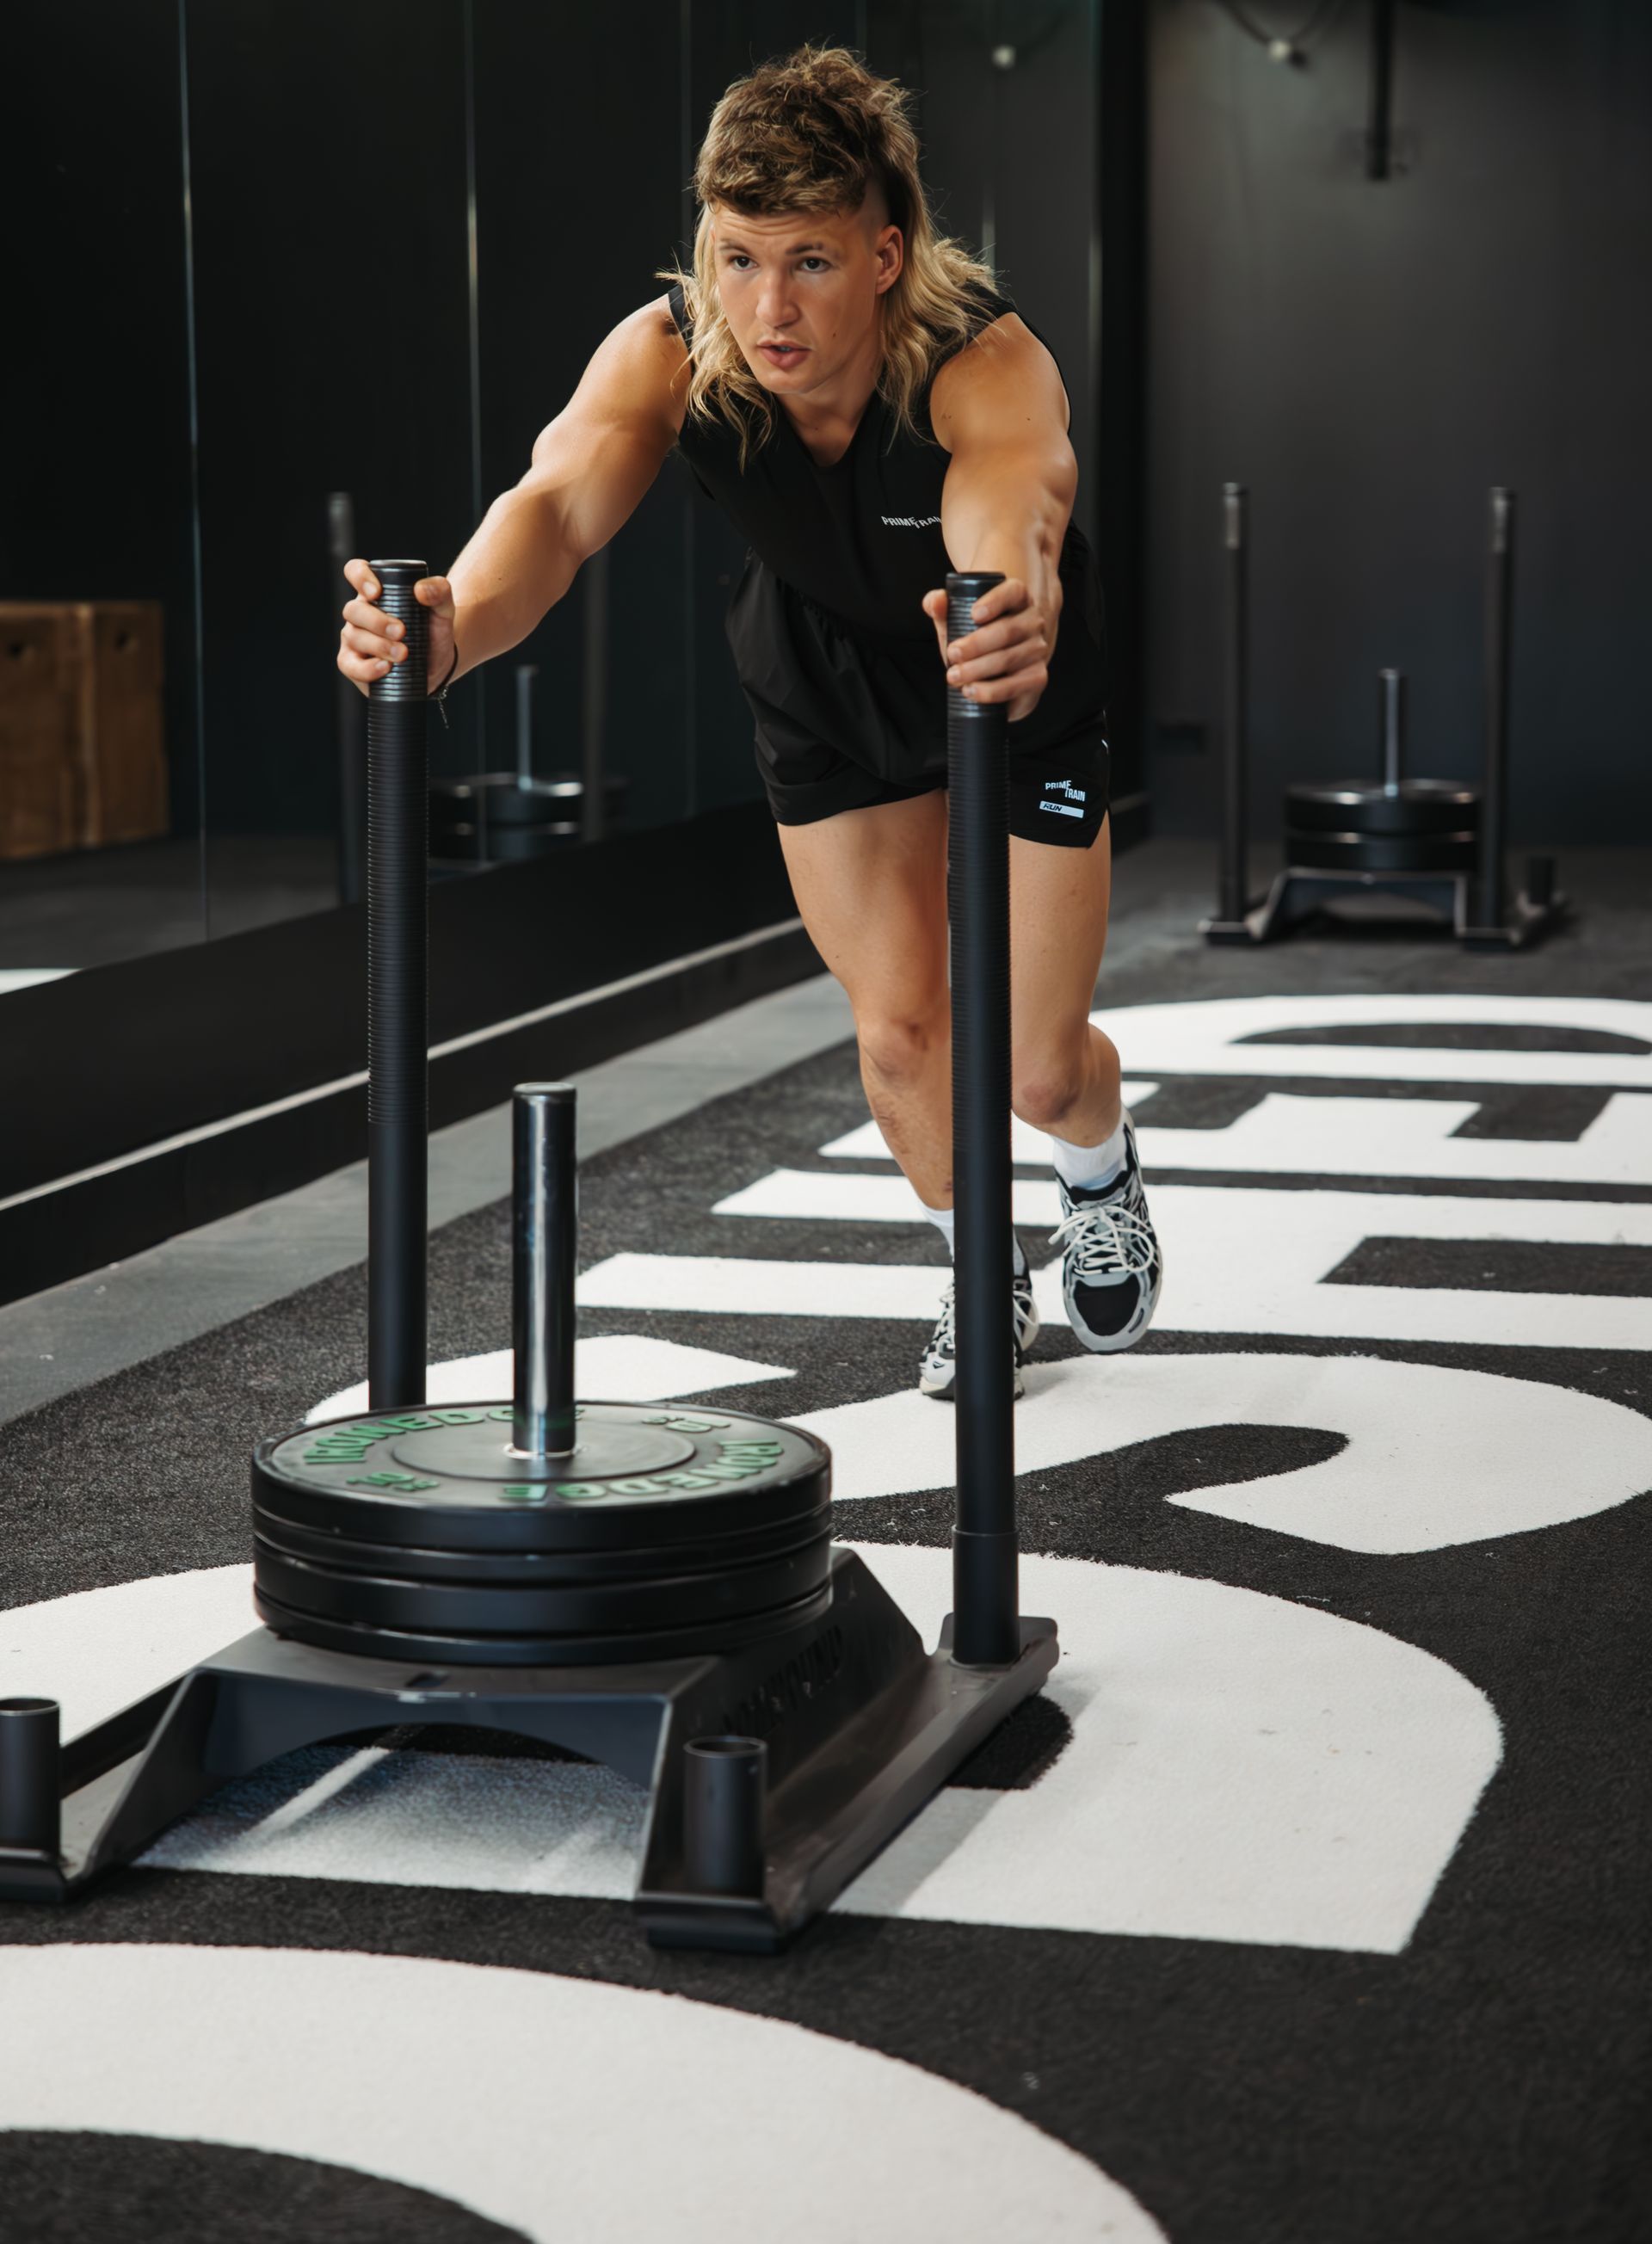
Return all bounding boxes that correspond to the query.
[1286,779,1481,835]
[1284,778,1482,872]
[1284,828,1481,872]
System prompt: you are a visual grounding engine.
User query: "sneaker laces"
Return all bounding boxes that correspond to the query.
[1049,1193,1158,1279]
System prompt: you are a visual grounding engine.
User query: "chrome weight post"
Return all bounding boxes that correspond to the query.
[512,1083,578,1460]
[946,570,1020,1667]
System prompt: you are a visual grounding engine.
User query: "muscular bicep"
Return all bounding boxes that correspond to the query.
[515,297,688,563]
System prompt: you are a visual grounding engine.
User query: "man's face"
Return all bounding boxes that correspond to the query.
[709,194,903,396]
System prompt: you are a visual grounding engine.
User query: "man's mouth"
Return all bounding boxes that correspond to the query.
[757,342,807,367]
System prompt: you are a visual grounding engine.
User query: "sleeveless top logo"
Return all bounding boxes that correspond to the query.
[880,515,941,528]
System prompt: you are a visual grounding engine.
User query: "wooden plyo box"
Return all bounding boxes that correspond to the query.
[0,601,169,860]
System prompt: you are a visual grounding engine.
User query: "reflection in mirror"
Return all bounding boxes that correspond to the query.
[3,3,205,993]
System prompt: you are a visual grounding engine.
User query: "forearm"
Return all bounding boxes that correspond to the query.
[442,487,581,687]
[941,452,1073,638]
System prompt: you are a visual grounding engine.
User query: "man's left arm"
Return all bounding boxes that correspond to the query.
[923,316,1078,721]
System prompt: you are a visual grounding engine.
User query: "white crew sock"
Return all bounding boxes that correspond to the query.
[921,1200,1028,1277]
[1050,1109,1130,1193]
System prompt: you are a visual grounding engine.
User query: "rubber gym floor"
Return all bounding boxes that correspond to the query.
[1,838,1648,2244]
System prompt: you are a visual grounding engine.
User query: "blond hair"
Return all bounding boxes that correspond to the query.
[660,45,1000,465]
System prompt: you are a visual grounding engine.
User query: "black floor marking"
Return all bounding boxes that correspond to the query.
[0,2132,525,2244]
[1237,1022,1650,1055]
[1328,1237,1652,1297]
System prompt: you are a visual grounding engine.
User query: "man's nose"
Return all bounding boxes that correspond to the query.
[755,275,797,329]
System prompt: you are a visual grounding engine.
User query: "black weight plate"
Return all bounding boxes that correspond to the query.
[1284,827,1480,873]
[1285,780,1481,836]
[253,1526,832,1639]
[460,823,581,864]
[429,774,630,827]
[251,1499,832,1587]
[429,774,584,826]
[253,1402,830,1557]
[253,1576,835,1669]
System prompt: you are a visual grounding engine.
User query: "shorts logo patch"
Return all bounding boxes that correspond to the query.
[1039,778,1088,820]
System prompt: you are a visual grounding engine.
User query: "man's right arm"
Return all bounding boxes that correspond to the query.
[337,295,687,694]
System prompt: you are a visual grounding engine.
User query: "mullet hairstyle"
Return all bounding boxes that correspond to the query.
[660,44,1000,466]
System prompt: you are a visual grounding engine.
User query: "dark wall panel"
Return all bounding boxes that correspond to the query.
[4,0,200,841]
[1145,0,1652,844]
[185,0,476,844]
[472,0,695,834]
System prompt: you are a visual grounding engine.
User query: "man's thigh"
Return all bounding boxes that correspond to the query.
[775,790,949,1020]
[1009,811,1113,1058]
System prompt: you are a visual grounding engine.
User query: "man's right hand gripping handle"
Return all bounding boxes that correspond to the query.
[336,558,459,699]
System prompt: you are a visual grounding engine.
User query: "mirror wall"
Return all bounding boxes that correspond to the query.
[3,0,1100,991]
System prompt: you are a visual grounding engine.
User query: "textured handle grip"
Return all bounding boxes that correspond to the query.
[367,558,430,1409]
[945,569,1019,1666]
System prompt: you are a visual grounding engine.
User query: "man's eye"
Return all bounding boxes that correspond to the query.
[800,257,828,272]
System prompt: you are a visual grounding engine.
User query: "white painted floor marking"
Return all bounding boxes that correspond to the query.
[795,1350,1652,1549]
[578,1249,946,1321]
[608,1179,1652,1350]
[0,1945,1162,2241]
[835,1545,1500,1952]
[0,967,75,995]
[1084,993,1652,1089]
[309,1332,796,1423]
[0,1565,257,1741]
[1,1548,1500,1955]
[823,1090,1652,1188]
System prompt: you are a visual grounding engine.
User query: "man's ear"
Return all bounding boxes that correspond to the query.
[874,225,903,295]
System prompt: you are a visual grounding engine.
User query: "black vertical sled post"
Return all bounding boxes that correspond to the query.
[367,558,430,1410]
[1479,489,1513,932]
[1219,484,1250,925]
[946,570,1020,1668]
[0,1699,59,1855]
[512,1084,578,1459]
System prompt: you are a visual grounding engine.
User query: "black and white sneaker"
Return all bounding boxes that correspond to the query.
[1049,1119,1162,1352]
[919,1270,1040,1401]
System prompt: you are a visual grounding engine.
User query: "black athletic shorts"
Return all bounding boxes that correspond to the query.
[755,722,1112,849]
[730,555,1112,850]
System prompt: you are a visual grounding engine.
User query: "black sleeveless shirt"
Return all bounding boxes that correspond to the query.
[666,282,1108,785]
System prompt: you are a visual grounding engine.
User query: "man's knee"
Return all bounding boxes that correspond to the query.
[858,1006,949,1088]
[1011,1051,1087,1130]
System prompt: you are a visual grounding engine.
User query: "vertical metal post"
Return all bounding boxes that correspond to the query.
[0,1698,60,1855]
[1480,489,1514,932]
[1379,669,1405,793]
[582,547,611,843]
[1218,484,1250,922]
[683,1737,767,1896]
[1367,0,1396,181]
[329,493,366,906]
[367,558,429,1412]
[515,663,539,787]
[946,570,1019,1668]
[512,1085,578,1460]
